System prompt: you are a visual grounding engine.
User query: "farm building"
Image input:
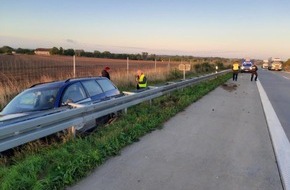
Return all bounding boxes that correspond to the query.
[34,48,51,55]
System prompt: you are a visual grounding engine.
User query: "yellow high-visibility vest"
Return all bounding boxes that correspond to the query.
[138,74,147,88]
[233,63,239,71]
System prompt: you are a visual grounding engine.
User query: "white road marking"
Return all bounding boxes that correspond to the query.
[283,76,290,80]
[257,81,290,190]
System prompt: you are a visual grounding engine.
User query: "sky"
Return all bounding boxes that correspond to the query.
[1,0,290,60]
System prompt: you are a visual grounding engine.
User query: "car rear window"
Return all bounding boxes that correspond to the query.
[82,80,103,96]
[97,79,117,92]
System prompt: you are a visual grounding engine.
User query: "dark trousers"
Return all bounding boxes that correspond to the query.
[233,72,238,81]
[251,72,258,81]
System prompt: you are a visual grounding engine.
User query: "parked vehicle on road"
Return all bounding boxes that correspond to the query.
[0,77,122,131]
[240,60,253,73]
[268,57,282,71]
[262,60,269,69]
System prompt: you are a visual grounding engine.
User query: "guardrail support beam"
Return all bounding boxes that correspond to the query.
[68,126,76,138]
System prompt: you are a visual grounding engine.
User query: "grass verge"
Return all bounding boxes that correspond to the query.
[0,73,231,190]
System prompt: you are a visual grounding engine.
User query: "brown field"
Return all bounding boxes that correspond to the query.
[0,54,179,82]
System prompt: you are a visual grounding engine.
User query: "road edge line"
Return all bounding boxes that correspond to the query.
[257,80,290,190]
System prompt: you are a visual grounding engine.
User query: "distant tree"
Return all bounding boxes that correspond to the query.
[148,54,157,61]
[63,49,75,56]
[93,50,101,58]
[135,53,142,60]
[114,53,129,59]
[142,52,148,60]
[50,47,59,55]
[0,46,13,54]
[75,49,85,56]
[81,51,94,57]
[102,51,111,58]
[15,48,34,54]
[59,47,64,55]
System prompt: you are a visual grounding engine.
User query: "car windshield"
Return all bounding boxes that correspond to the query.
[1,87,59,115]
[243,63,252,67]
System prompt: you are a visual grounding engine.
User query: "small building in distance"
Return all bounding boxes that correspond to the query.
[34,48,51,55]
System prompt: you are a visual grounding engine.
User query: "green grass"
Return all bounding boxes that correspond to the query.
[0,73,231,190]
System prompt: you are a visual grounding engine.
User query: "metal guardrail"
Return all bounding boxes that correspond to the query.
[0,70,230,152]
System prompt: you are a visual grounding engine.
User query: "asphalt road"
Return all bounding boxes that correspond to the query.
[67,74,283,190]
[258,69,290,140]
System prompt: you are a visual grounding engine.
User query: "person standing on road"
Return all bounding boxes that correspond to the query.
[101,66,110,80]
[136,70,147,89]
[251,63,258,81]
[232,61,240,81]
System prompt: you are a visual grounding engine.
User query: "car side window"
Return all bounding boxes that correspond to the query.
[81,80,103,96]
[97,79,116,92]
[61,82,87,104]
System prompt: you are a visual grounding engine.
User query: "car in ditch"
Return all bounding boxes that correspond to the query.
[0,77,122,131]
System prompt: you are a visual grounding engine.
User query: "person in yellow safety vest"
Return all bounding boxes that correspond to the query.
[136,70,147,89]
[232,62,240,81]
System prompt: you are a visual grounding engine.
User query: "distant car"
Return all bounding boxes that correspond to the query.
[240,61,253,73]
[0,77,122,131]
[262,63,268,69]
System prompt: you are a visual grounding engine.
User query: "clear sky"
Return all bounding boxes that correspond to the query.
[1,0,290,60]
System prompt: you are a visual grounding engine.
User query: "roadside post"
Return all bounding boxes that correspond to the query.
[127,57,129,79]
[179,63,191,80]
[73,55,76,78]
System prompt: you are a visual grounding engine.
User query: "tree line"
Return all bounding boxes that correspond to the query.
[0,45,230,63]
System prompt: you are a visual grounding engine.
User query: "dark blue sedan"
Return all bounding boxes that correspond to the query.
[0,77,122,130]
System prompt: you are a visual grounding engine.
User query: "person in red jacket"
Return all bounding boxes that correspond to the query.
[101,66,110,80]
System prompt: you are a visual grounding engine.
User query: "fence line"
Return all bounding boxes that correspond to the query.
[0,54,226,108]
[0,54,183,84]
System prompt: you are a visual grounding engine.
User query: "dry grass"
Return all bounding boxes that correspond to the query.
[0,68,175,108]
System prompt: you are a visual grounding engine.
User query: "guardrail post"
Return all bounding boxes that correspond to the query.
[123,108,128,114]
[68,126,76,138]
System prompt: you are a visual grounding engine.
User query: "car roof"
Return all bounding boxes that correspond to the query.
[30,77,107,89]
